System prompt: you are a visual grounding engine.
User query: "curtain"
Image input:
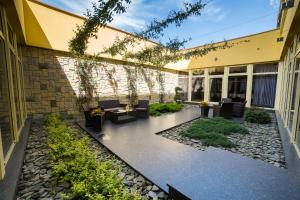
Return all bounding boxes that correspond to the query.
[252,75,277,107]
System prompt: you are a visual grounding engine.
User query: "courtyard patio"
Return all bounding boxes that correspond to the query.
[75,105,300,199]
[1,0,300,200]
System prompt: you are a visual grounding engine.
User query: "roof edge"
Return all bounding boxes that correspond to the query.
[27,0,160,46]
[184,28,280,51]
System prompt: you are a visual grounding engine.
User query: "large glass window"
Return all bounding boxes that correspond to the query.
[297,111,300,149]
[0,39,13,157]
[193,69,204,76]
[229,66,247,74]
[210,78,222,102]
[208,67,224,75]
[289,59,300,131]
[228,76,247,102]
[251,75,277,108]
[10,51,21,129]
[253,63,278,73]
[192,77,204,101]
[178,72,188,101]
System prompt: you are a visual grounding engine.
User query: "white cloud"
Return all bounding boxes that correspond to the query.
[269,0,279,9]
[201,2,228,22]
[110,0,147,30]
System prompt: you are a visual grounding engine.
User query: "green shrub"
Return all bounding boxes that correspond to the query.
[46,114,142,200]
[181,117,248,148]
[245,109,272,124]
[149,103,184,116]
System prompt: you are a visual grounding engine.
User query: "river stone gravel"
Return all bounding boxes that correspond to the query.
[159,112,286,168]
[16,120,168,200]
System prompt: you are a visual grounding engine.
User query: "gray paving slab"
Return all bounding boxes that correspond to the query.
[78,107,300,200]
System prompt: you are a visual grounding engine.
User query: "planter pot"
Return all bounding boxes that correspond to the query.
[84,111,93,127]
[201,106,209,117]
[91,115,103,132]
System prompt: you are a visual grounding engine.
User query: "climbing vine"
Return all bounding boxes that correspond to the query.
[102,64,119,96]
[69,0,246,105]
[123,66,138,106]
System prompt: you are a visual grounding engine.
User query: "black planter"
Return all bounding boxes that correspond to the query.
[84,111,93,127]
[91,115,103,132]
[201,106,209,117]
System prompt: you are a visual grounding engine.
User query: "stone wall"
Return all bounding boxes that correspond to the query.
[22,46,179,117]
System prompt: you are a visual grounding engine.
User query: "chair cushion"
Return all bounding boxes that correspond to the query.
[136,108,147,111]
[138,100,149,108]
[99,100,120,109]
[103,108,120,112]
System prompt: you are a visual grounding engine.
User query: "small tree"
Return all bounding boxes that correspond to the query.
[69,0,242,105]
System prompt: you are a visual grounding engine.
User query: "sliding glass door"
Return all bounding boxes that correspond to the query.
[228,76,247,102]
[251,75,277,108]
[210,78,222,102]
[251,64,278,108]
[0,38,13,158]
[191,77,204,101]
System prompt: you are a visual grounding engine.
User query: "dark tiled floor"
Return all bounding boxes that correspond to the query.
[78,107,300,200]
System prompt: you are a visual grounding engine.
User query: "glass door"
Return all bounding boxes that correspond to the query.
[191,77,205,102]
[209,77,222,102]
[0,38,13,158]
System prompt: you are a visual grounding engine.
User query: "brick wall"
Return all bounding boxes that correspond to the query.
[22,46,179,117]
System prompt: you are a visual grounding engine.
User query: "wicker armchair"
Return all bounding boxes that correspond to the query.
[232,101,247,117]
[134,100,149,118]
[213,102,233,119]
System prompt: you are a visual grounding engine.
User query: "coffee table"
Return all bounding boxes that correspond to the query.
[108,109,136,124]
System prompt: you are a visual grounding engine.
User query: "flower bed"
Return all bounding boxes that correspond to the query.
[17,116,167,199]
[47,115,142,199]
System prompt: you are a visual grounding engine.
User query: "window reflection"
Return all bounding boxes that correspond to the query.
[192,77,204,101]
[228,76,247,102]
[0,39,13,157]
[210,78,222,102]
[10,51,21,129]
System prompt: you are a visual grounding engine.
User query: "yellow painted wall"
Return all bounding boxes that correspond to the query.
[278,0,300,57]
[23,0,156,59]
[13,0,26,38]
[187,29,283,69]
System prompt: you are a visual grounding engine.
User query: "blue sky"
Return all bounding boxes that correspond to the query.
[41,0,280,48]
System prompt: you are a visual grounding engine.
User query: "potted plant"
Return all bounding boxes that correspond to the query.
[200,101,209,117]
[174,87,183,103]
[91,108,104,132]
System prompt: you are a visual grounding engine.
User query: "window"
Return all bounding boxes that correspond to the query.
[178,72,188,101]
[253,63,278,73]
[210,78,222,102]
[192,77,204,101]
[0,10,3,33]
[193,69,204,76]
[208,67,224,75]
[297,99,300,149]
[7,24,14,46]
[178,71,188,78]
[251,75,277,108]
[289,59,300,131]
[229,66,247,74]
[10,51,21,129]
[228,76,247,102]
[0,39,13,157]
[296,57,300,71]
